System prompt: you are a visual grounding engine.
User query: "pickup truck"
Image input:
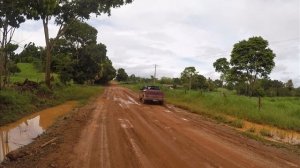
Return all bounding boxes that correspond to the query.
[139,86,164,105]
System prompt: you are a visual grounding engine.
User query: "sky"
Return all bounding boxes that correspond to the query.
[13,0,300,86]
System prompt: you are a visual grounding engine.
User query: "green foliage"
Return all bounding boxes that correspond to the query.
[213,58,229,85]
[64,20,98,47]
[95,58,116,84]
[116,68,128,82]
[51,21,115,85]
[8,62,21,75]
[285,79,294,91]
[0,0,25,24]
[35,84,54,96]
[160,77,173,84]
[56,54,74,84]
[16,42,43,63]
[230,36,276,95]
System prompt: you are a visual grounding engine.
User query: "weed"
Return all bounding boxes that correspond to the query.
[229,119,244,128]
[260,128,273,137]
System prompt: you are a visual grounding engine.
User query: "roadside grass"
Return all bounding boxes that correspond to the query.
[0,85,103,126]
[123,83,300,132]
[0,63,104,126]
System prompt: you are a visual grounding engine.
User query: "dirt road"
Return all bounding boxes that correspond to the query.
[2,86,300,168]
[70,86,300,168]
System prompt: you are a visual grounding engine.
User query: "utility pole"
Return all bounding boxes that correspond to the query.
[154,64,157,84]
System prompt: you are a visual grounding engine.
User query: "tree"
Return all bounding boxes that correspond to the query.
[213,79,223,88]
[17,42,43,63]
[0,0,25,89]
[181,67,198,90]
[51,21,115,85]
[286,79,294,91]
[25,0,133,88]
[213,57,230,86]
[193,74,208,90]
[116,68,128,82]
[230,36,276,96]
[160,77,173,84]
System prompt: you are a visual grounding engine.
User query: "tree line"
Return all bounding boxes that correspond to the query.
[0,0,132,89]
[119,36,299,97]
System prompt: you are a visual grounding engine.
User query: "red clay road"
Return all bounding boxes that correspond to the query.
[66,86,300,168]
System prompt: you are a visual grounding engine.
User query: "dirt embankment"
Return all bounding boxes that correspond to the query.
[1,86,300,168]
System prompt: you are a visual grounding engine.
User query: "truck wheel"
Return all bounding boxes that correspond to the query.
[160,101,164,105]
[142,98,146,104]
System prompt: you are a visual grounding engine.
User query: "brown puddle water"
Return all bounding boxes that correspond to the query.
[224,115,300,145]
[239,120,300,145]
[0,101,77,162]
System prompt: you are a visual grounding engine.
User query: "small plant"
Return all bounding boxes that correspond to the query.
[248,127,256,133]
[229,119,244,128]
[260,128,273,137]
[36,84,53,96]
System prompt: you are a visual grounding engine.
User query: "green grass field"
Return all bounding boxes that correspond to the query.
[10,63,45,83]
[126,84,300,132]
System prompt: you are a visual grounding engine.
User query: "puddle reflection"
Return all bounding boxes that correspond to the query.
[0,101,77,162]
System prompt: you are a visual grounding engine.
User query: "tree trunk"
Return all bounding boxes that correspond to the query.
[189,77,192,90]
[43,18,51,88]
[0,50,3,90]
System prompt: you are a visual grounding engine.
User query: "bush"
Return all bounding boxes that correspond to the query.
[35,85,53,96]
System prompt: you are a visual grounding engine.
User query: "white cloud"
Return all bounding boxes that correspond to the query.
[13,0,300,86]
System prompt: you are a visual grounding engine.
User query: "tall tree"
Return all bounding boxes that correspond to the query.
[230,36,276,96]
[0,0,25,89]
[181,67,198,90]
[116,68,128,82]
[25,0,133,88]
[213,57,230,86]
[286,79,294,91]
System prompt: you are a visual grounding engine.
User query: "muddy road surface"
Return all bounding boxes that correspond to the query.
[2,86,300,168]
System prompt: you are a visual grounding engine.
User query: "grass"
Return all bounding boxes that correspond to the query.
[124,83,300,132]
[229,119,244,128]
[10,63,46,83]
[0,85,104,126]
[0,63,104,126]
[259,128,273,137]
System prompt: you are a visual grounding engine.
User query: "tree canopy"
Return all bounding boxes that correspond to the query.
[23,0,133,87]
[213,36,276,96]
[116,68,128,82]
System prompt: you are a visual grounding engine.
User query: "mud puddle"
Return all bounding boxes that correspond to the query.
[0,101,77,162]
[224,115,300,145]
[240,120,300,145]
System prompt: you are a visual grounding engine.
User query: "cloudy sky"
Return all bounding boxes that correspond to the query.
[14,0,300,86]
